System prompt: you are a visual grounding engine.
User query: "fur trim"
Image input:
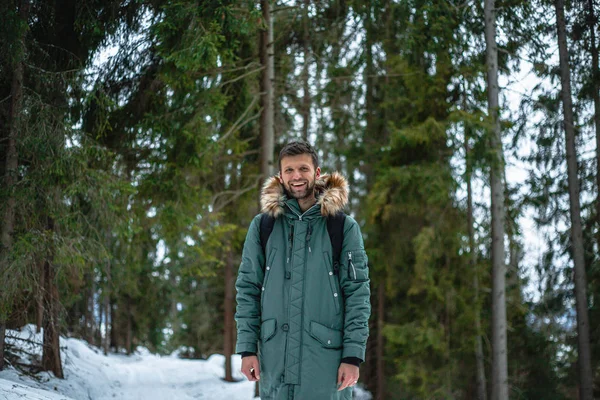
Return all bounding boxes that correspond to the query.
[260,172,349,217]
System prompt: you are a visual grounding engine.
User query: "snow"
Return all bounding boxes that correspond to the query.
[0,325,372,400]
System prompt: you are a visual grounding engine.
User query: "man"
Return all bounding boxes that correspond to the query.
[235,141,371,400]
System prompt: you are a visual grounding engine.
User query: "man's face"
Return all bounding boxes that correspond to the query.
[279,154,321,200]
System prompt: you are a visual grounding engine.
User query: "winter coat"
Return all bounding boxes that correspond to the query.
[235,172,371,400]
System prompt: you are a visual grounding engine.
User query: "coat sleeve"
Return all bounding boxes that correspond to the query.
[339,215,371,361]
[235,214,265,354]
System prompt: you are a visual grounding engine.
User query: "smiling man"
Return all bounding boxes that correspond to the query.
[235,141,371,400]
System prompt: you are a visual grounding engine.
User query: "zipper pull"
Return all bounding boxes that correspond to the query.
[348,252,357,280]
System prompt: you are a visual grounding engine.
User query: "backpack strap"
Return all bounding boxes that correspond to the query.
[259,211,346,275]
[260,213,276,261]
[327,211,346,275]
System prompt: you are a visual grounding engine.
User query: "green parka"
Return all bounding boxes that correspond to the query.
[235,172,371,400]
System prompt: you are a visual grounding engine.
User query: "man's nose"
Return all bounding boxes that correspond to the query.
[291,170,302,180]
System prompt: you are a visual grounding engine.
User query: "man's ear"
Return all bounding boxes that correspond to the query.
[315,167,321,179]
[277,172,283,184]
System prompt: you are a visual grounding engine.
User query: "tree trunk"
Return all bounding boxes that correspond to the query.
[260,0,275,184]
[588,0,600,252]
[555,1,594,398]
[103,263,111,356]
[257,2,274,394]
[465,106,488,400]
[0,0,30,371]
[484,1,508,399]
[301,0,310,142]
[224,249,235,382]
[41,215,64,379]
[37,259,45,333]
[86,273,95,344]
[376,282,385,400]
[110,300,118,352]
[126,296,133,355]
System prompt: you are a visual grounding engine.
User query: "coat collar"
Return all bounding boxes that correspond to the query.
[260,172,349,218]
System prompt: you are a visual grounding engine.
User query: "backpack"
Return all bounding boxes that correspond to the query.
[259,211,346,276]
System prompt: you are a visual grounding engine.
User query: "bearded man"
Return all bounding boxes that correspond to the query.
[235,141,371,400]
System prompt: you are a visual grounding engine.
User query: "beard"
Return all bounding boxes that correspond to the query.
[284,175,316,200]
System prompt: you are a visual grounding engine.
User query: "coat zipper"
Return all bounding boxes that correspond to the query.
[348,252,357,280]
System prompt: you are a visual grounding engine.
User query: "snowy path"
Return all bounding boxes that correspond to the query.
[0,326,256,400]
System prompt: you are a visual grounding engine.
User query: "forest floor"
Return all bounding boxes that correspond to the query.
[0,325,372,400]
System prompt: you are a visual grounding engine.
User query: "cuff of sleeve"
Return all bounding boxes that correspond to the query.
[342,345,365,360]
[235,342,258,354]
[240,352,256,358]
[341,356,362,367]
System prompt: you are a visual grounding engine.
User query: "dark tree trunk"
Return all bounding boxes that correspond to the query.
[376,282,385,399]
[126,297,133,355]
[588,0,600,251]
[301,0,310,142]
[224,249,235,382]
[465,105,487,400]
[110,300,118,352]
[259,0,275,185]
[0,0,30,371]
[103,267,111,356]
[555,1,594,398]
[0,325,5,371]
[85,273,95,344]
[41,215,64,379]
[37,259,45,334]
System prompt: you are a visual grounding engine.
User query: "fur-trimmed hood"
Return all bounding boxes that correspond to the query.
[260,172,349,218]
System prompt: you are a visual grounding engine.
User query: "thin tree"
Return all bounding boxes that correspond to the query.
[554,0,594,398]
[224,247,235,382]
[301,0,310,142]
[260,0,275,182]
[41,211,64,378]
[465,128,487,400]
[483,0,508,399]
[254,1,275,396]
[587,0,600,250]
[0,0,30,371]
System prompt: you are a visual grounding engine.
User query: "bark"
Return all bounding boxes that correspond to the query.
[260,0,275,183]
[376,282,385,400]
[110,300,118,352]
[103,263,111,356]
[0,325,4,371]
[126,297,132,355]
[85,274,95,344]
[256,3,274,394]
[224,249,235,382]
[37,259,45,333]
[484,1,508,399]
[1,0,30,371]
[588,0,600,251]
[465,104,487,400]
[41,215,64,379]
[555,1,594,398]
[301,0,310,142]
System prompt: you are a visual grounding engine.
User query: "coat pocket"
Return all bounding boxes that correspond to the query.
[261,318,277,342]
[309,321,342,349]
[323,251,341,315]
[346,249,369,281]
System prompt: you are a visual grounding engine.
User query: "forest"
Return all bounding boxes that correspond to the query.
[0,0,599,399]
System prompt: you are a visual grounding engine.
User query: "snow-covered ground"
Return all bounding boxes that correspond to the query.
[0,325,372,400]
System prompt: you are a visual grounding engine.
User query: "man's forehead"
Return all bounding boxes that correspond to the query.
[280,154,315,168]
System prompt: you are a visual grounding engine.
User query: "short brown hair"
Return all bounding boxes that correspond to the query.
[278,141,319,171]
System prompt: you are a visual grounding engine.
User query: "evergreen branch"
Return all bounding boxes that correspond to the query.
[215,94,261,145]
[217,66,264,88]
